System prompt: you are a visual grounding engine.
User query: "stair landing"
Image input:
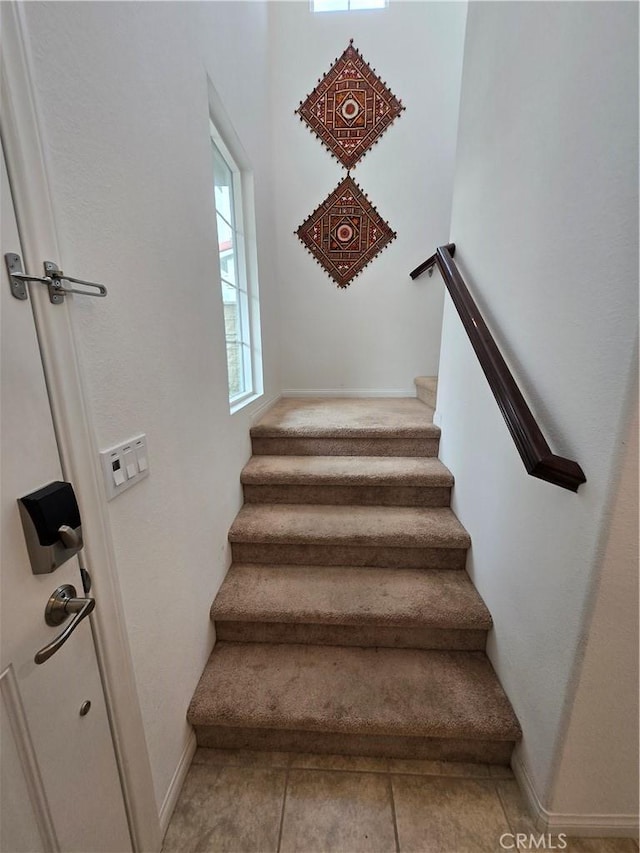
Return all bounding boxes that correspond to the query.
[251,397,439,456]
[252,397,436,436]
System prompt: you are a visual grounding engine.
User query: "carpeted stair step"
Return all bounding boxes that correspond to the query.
[187,643,521,763]
[241,455,453,507]
[212,564,491,650]
[251,397,440,457]
[229,504,471,569]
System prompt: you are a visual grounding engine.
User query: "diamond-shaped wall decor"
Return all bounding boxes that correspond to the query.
[296,40,405,170]
[296,176,396,289]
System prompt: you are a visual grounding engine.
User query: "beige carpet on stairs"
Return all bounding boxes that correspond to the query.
[212,565,491,650]
[229,504,471,549]
[251,397,437,437]
[250,397,440,456]
[241,455,453,506]
[187,397,521,764]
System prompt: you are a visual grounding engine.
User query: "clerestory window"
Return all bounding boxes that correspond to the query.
[312,0,387,12]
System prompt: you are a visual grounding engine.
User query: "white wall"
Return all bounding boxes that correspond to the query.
[21,0,280,815]
[269,0,467,395]
[435,0,638,824]
[551,399,638,827]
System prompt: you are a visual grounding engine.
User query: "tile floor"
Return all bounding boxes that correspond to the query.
[163,749,639,853]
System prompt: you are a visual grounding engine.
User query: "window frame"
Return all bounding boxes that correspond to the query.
[311,0,388,13]
[209,114,263,412]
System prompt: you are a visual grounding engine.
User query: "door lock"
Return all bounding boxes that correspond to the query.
[18,481,83,575]
[4,253,107,304]
[34,584,95,665]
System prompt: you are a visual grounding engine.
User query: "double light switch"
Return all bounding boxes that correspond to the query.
[100,434,149,500]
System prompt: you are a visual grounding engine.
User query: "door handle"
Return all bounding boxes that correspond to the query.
[34,584,95,665]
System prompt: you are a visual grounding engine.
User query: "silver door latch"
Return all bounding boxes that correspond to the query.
[34,584,96,664]
[5,253,107,304]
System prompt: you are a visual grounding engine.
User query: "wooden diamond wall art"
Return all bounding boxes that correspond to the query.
[296,176,396,289]
[296,40,405,170]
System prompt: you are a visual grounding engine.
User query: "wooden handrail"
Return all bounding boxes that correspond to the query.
[411,245,586,492]
[410,243,456,279]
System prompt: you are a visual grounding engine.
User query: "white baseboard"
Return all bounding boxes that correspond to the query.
[512,753,639,838]
[159,729,197,837]
[248,393,281,425]
[281,388,416,398]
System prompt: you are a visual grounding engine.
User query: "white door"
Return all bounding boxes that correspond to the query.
[0,146,132,852]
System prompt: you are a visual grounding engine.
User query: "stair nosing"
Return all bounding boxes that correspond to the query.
[213,615,491,630]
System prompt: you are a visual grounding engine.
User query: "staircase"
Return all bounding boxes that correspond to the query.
[187,397,521,764]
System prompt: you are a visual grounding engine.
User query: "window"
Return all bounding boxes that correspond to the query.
[312,0,387,12]
[210,119,262,410]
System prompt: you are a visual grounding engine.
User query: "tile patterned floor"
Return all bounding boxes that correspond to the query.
[163,749,639,853]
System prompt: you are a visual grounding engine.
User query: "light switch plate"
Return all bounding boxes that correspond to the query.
[100,434,149,500]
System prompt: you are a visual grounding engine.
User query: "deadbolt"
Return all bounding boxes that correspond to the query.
[17,481,83,575]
